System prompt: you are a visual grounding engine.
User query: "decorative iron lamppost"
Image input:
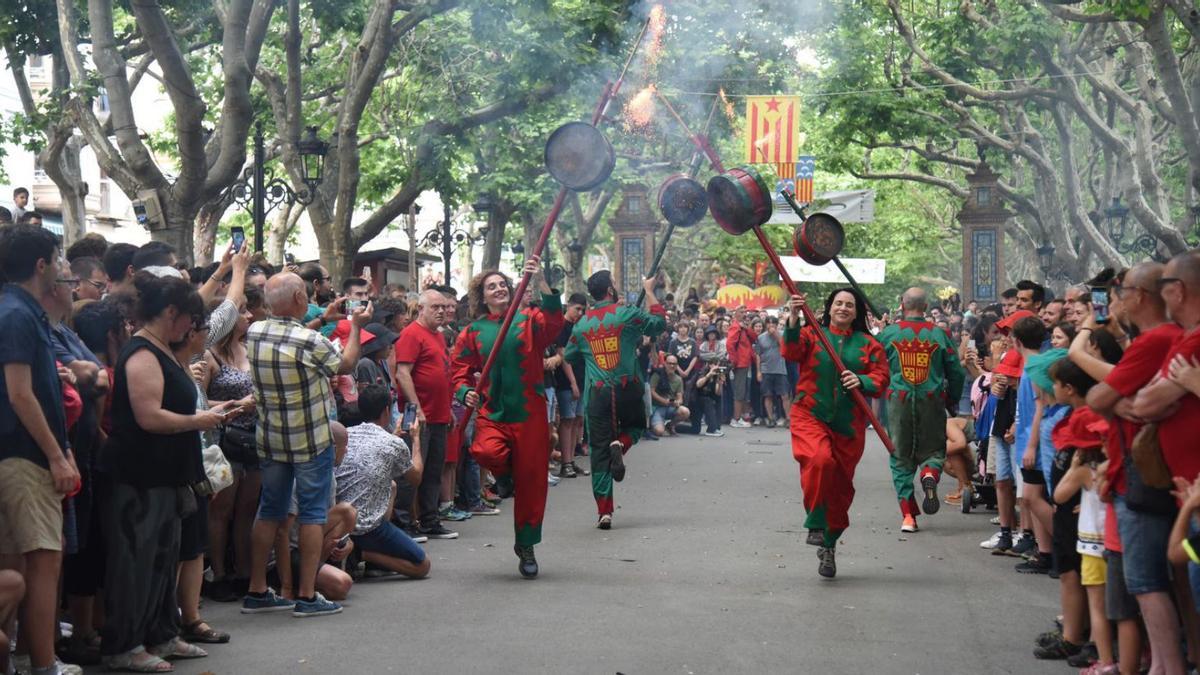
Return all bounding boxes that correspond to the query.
[1105,196,1159,259]
[226,123,328,252]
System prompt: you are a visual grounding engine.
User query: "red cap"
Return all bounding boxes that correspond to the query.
[329,319,375,347]
[995,309,1036,333]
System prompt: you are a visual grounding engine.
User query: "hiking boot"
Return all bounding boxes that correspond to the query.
[817,546,837,578]
[515,544,538,578]
[1010,533,1037,557]
[921,474,940,515]
[609,441,626,482]
[1032,633,1082,659]
[560,462,578,478]
[900,515,918,533]
[806,529,824,546]
[597,514,612,530]
[1066,642,1099,668]
[494,474,515,499]
[1034,629,1063,648]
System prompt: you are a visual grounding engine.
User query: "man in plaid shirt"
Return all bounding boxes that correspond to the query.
[242,272,372,618]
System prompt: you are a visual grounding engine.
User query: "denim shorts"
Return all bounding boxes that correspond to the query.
[353,521,426,565]
[258,446,333,525]
[556,388,579,420]
[991,437,1023,490]
[545,387,557,423]
[651,405,678,427]
[1113,495,1173,595]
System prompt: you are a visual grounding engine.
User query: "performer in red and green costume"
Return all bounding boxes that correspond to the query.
[451,256,563,578]
[783,287,889,578]
[564,271,666,530]
[874,287,965,533]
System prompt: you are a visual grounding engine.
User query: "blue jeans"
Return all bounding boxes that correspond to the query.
[455,416,482,510]
[1114,495,1173,595]
[651,405,678,428]
[258,446,333,525]
[353,521,426,565]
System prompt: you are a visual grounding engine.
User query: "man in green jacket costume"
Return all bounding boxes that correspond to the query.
[565,271,665,530]
[875,287,966,533]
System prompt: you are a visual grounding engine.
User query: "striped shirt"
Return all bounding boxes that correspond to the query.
[247,316,341,463]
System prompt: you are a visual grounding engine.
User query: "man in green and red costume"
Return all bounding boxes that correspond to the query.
[565,270,665,530]
[875,287,966,533]
[451,256,562,578]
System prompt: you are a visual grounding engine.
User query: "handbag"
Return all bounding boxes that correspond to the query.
[202,443,234,494]
[1118,424,1177,516]
[1130,422,1172,489]
[220,425,259,466]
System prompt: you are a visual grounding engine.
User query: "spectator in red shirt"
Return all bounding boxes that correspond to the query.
[394,289,458,540]
[725,307,757,427]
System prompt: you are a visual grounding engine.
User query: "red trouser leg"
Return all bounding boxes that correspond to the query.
[790,407,867,537]
[471,415,550,547]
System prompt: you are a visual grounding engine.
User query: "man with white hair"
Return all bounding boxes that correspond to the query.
[242,272,371,618]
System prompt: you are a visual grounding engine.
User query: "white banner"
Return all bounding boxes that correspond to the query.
[766,189,876,225]
[779,256,887,284]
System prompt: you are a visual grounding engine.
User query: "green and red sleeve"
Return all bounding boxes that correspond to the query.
[451,323,483,404]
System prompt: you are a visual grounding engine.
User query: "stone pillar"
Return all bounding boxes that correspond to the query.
[608,184,660,304]
[958,161,1011,305]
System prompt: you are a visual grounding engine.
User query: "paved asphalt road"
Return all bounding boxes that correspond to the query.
[150,426,1069,675]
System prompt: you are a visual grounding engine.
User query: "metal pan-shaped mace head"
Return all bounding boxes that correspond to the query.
[544,122,616,192]
[793,212,846,266]
[705,166,774,235]
[657,175,708,228]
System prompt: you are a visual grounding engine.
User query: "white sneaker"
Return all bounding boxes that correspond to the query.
[702,430,725,437]
[979,531,1002,549]
[989,515,1001,526]
[730,419,750,428]
[548,472,561,486]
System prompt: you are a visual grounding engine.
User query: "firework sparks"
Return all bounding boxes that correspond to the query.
[624,84,657,133]
[719,87,736,124]
[645,5,667,66]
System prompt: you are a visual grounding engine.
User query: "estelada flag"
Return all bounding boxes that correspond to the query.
[744,95,800,164]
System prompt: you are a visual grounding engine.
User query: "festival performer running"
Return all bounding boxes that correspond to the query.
[783,288,889,578]
[875,287,965,533]
[451,256,563,578]
[564,271,666,530]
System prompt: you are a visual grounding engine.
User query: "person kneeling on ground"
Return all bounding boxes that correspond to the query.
[336,384,431,580]
[650,355,690,436]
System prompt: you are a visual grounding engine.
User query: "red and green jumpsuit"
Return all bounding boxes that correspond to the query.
[783,322,889,548]
[564,300,667,516]
[451,293,563,548]
[875,318,965,518]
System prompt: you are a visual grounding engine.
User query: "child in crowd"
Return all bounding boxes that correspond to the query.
[1047,358,1115,673]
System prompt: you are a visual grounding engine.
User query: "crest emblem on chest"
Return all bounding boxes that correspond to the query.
[582,323,623,371]
[894,337,939,385]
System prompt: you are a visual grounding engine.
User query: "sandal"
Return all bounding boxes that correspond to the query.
[148,637,208,660]
[944,491,963,506]
[103,646,174,672]
[181,620,230,644]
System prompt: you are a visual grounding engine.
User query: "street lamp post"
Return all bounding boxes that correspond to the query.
[417,202,489,286]
[1104,196,1159,260]
[227,122,328,253]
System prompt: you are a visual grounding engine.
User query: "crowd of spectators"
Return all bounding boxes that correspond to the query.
[1,217,1198,675]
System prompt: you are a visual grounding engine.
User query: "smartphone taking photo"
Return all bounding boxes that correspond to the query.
[1091,287,1110,324]
[231,226,245,253]
[401,402,418,432]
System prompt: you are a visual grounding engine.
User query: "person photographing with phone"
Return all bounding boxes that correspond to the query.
[451,256,562,578]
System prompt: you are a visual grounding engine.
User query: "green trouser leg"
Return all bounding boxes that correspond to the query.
[590,437,614,515]
[887,394,949,509]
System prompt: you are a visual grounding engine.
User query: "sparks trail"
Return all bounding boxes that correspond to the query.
[624,85,658,134]
[719,87,737,124]
[645,4,667,66]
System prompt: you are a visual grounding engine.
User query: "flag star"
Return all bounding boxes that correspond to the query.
[765,97,781,112]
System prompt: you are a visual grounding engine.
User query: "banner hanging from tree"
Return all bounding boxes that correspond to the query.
[744,95,800,164]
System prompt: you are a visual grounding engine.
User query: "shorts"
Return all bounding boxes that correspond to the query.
[353,521,426,565]
[991,437,1023,490]
[258,447,334,526]
[732,367,751,402]
[760,373,789,397]
[1104,551,1140,621]
[1080,554,1106,586]
[545,387,557,423]
[1113,495,1173,595]
[1052,503,1081,576]
[651,405,679,428]
[179,494,209,561]
[1021,468,1045,485]
[0,457,63,554]
[556,388,579,420]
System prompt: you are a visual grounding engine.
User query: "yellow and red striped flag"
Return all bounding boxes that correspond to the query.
[744,95,800,165]
[795,156,815,204]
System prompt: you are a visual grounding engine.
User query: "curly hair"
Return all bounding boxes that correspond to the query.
[819,286,871,334]
[467,269,513,319]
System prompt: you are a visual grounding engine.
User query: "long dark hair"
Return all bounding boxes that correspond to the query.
[819,286,870,334]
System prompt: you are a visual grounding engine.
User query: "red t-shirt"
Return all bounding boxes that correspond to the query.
[1102,323,1184,494]
[1103,502,1120,553]
[726,322,757,368]
[1157,328,1200,482]
[394,321,452,424]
